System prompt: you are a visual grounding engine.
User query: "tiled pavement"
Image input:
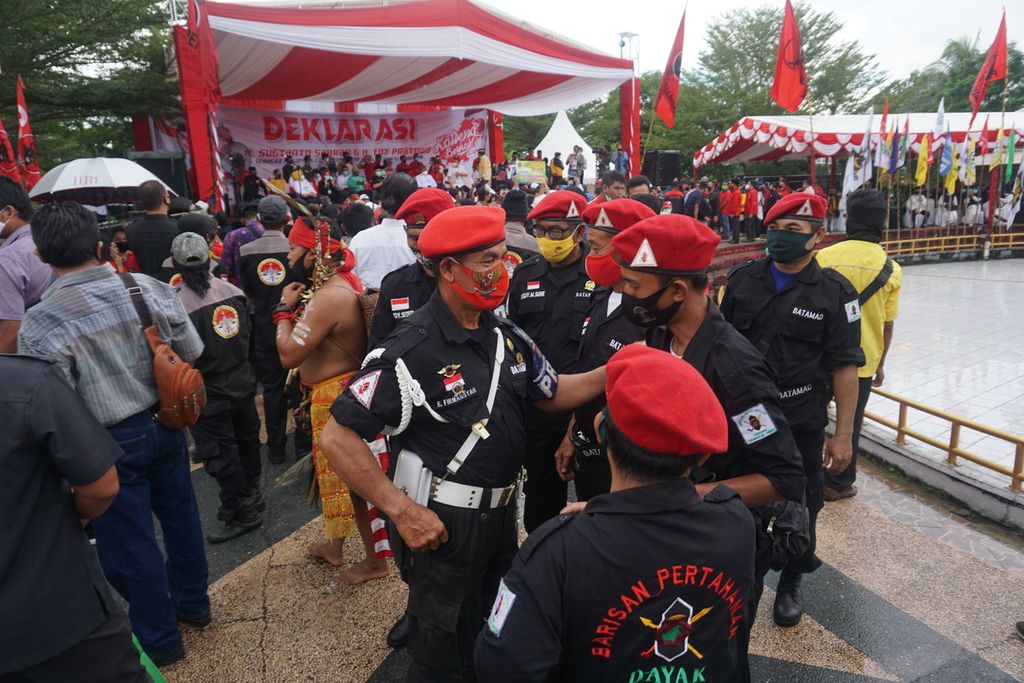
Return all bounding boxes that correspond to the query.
[862,259,1024,489]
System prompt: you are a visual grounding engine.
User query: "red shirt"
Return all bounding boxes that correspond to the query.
[723,189,742,215]
[396,163,410,174]
[408,161,425,177]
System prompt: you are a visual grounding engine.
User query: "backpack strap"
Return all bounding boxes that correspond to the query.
[117,272,153,329]
[857,257,893,306]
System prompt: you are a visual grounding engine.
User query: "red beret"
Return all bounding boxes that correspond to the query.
[395,188,455,227]
[581,198,656,234]
[418,205,506,260]
[764,192,827,226]
[612,214,720,274]
[606,345,727,456]
[527,190,588,222]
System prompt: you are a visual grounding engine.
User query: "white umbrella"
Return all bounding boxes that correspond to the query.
[29,157,175,205]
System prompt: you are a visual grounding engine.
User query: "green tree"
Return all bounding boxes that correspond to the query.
[502,113,555,158]
[0,0,176,169]
[868,36,1023,113]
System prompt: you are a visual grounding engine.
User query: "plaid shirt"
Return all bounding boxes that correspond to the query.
[18,263,203,426]
[220,220,265,286]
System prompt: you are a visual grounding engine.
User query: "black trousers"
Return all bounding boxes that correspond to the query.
[190,392,262,520]
[404,502,518,682]
[253,346,289,459]
[574,443,611,502]
[522,406,570,533]
[0,612,147,683]
[824,376,873,491]
[785,429,825,574]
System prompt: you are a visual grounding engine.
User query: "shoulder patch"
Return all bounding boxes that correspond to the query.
[731,403,778,445]
[518,513,575,563]
[844,299,862,323]
[349,370,382,409]
[486,579,517,636]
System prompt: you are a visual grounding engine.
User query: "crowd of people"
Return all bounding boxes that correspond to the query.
[1,156,905,682]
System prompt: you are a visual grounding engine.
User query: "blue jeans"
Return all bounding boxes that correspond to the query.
[719,213,733,241]
[92,410,210,660]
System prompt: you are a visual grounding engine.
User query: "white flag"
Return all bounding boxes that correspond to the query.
[933,97,945,142]
[839,154,865,215]
[859,108,874,183]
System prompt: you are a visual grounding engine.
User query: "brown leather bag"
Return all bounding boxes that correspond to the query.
[118,273,206,430]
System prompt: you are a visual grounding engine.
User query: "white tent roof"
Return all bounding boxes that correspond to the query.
[534,111,597,183]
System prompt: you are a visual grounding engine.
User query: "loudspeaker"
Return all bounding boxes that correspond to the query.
[641,150,681,187]
[126,152,190,199]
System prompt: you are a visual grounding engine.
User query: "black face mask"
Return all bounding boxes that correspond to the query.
[621,282,683,327]
[115,241,129,253]
[290,257,313,285]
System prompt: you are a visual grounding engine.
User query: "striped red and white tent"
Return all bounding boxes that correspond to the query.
[207,0,635,115]
[693,112,1024,171]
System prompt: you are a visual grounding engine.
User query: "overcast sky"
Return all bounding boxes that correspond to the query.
[478,0,1012,83]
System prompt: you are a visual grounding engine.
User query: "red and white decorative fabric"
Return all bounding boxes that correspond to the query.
[207,0,634,116]
[693,112,1024,171]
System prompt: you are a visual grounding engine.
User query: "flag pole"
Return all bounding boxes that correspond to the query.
[641,106,657,172]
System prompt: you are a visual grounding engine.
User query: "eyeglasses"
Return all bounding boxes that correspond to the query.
[530,223,577,239]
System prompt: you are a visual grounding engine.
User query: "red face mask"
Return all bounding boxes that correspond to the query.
[585,251,622,287]
[448,259,509,310]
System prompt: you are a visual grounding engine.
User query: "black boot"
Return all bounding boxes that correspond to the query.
[773,569,803,627]
[206,501,263,544]
[387,613,409,648]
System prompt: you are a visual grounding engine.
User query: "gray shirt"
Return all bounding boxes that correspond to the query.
[18,264,204,426]
[504,221,539,255]
[0,224,53,320]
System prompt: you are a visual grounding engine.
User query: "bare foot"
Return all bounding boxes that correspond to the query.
[336,557,390,585]
[307,540,346,567]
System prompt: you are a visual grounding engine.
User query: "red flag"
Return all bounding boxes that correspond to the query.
[979,115,990,156]
[0,118,20,183]
[770,0,808,112]
[878,98,889,137]
[654,9,686,129]
[16,77,42,191]
[969,11,1007,125]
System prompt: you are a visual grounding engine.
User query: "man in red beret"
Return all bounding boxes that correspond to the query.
[369,187,455,347]
[720,192,864,628]
[273,218,393,582]
[556,199,656,498]
[475,344,755,682]
[612,212,805,679]
[321,205,608,682]
[506,190,594,532]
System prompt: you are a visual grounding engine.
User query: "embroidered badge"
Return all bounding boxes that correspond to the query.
[640,598,714,662]
[526,281,541,291]
[168,273,182,288]
[630,238,658,268]
[437,364,465,396]
[844,299,862,323]
[487,579,517,636]
[731,404,778,445]
[257,258,286,286]
[350,370,382,409]
[502,251,523,279]
[212,305,240,339]
[391,297,410,311]
[565,201,580,219]
[796,199,814,216]
[595,207,613,229]
[584,279,596,291]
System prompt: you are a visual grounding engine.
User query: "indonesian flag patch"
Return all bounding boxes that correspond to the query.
[391,297,410,311]
[526,281,541,290]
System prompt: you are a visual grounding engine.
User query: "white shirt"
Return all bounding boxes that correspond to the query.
[348,218,416,289]
[415,172,437,188]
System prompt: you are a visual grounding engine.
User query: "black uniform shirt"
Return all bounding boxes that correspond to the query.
[368,261,436,348]
[507,252,594,373]
[648,302,805,503]
[238,229,291,354]
[0,357,122,674]
[126,214,179,277]
[331,292,558,488]
[720,258,865,431]
[176,278,256,400]
[573,288,644,445]
[474,479,755,682]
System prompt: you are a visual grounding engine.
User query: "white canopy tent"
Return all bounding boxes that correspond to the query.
[534,111,597,184]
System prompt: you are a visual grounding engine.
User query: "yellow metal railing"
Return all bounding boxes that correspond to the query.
[880,232,1024,256]
[863,387,1024,492]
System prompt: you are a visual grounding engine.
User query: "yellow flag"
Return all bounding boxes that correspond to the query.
[915,133,930,187]
[990,126,1005,169]
[945,141,958,194]
[965,138,976,185]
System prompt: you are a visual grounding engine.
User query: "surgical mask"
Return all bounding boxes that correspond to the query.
[766,230,815,264]
[621,282,682,327]
[536,231,578,264]
[448,260,509,310]
[585,252,621,287]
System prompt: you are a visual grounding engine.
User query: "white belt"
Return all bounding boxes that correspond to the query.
[430,477,517,510]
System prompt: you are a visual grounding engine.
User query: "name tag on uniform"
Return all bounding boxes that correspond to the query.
[845,299,862,323]
[731,404,778,445]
